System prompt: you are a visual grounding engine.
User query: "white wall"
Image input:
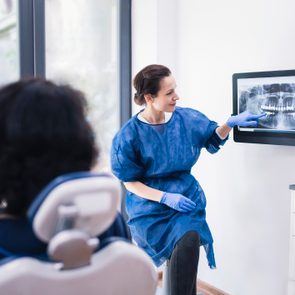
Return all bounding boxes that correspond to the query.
[132,1,295,294]
[132,0,178,113]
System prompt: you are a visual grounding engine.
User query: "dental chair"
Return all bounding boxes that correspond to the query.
[0,172,158,295]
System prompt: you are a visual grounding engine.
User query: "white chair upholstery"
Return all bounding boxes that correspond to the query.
[0,172,158,295]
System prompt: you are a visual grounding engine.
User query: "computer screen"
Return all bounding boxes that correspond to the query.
[232,70,295,146]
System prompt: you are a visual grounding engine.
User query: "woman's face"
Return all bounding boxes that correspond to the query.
[151,75,179,112]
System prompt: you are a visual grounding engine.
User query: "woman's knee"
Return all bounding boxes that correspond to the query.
[179,231,200,249]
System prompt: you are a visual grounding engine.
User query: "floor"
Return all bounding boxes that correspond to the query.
[156,288,204,295]
[157,272,229,295]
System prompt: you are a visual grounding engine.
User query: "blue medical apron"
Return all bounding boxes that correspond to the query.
[111,106,227,268]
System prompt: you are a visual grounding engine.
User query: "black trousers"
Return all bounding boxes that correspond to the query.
[167,231,200,295]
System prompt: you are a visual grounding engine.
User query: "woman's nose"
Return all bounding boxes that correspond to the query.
[173,94,179,101]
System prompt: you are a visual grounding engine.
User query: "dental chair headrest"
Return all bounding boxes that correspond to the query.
[27,172,121,243]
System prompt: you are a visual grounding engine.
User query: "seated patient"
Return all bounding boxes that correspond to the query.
[0,77,128,260]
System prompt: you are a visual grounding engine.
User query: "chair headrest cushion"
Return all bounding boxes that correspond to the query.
[27,172,121,242]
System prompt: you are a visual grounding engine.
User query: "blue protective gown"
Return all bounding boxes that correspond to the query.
[111,106,227,268]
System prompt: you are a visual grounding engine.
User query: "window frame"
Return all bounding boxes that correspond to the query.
[18,0,132,124]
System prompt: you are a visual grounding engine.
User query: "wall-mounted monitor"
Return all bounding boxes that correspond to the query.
[232,69,295,146]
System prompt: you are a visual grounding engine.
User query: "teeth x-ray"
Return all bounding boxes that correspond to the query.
[238,76,295,131]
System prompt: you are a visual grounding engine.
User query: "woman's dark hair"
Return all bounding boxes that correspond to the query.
[133,64,171,105]
[0,77,98,216]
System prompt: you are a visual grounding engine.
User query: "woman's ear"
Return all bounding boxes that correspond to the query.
[144,94,154,104]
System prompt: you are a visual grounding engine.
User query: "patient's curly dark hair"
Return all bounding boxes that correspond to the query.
[0,78,98,217]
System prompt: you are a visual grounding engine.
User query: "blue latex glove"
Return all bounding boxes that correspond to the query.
[226,111,266,128]
[160,192,196,212]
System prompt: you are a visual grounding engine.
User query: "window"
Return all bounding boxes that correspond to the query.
[0,0,19,85]
[45,0,121,169]
[12,0,131,171]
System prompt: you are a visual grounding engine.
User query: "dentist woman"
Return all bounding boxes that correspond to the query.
[111,64,264,295]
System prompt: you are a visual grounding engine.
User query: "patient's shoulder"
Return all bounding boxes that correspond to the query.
[0,218,47,258]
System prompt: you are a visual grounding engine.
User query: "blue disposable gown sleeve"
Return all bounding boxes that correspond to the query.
[204,127,228,154]
[187,108,228,154]
[111,132,144,182]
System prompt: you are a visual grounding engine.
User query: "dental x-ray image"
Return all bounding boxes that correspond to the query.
[238,77,295,131]
[233,70,295,146]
